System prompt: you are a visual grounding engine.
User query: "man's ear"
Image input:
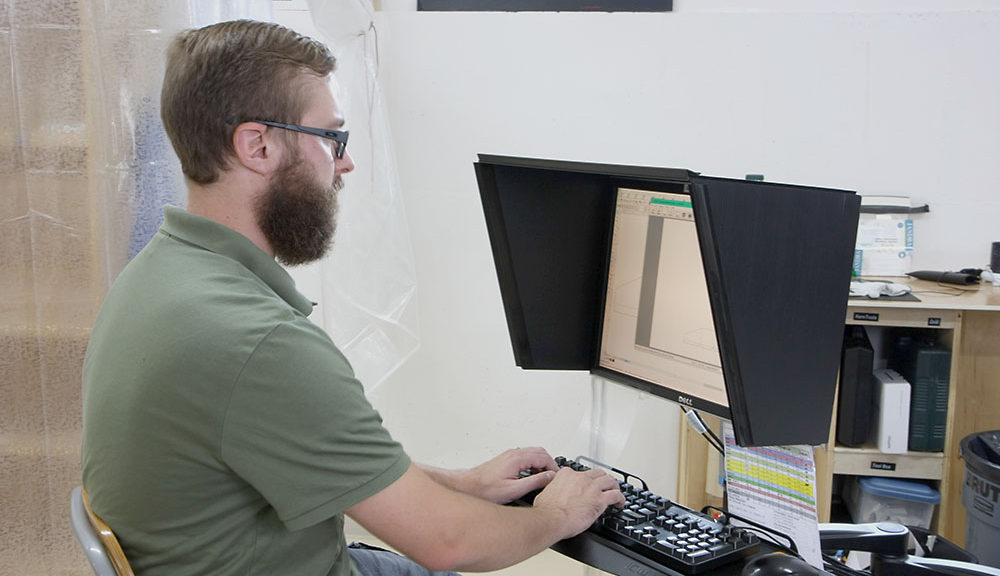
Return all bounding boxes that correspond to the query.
[232,122,282,175]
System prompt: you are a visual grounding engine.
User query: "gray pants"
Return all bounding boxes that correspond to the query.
[348,542,461,576]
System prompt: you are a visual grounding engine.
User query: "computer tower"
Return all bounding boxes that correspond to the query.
[837,325,875,447]
[892,336,950,452]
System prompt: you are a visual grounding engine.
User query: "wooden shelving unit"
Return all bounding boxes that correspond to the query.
[678,278,1000,546]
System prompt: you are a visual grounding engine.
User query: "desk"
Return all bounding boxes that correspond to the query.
[678,279,1000,547]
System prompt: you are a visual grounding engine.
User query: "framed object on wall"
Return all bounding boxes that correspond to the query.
[417,1,671,11]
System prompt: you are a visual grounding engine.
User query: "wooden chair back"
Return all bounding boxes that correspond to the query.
[81,488,136,576]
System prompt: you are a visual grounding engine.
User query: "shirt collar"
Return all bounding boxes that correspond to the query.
[160,205,315,316]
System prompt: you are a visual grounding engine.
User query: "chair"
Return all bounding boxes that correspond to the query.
[70,486,135,576]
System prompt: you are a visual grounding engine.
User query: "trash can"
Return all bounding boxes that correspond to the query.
[960,430,1000,568]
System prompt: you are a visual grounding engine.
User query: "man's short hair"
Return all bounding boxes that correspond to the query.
[161,20,336,184]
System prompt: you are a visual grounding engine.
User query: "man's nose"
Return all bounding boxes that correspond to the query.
[336,150,355,174]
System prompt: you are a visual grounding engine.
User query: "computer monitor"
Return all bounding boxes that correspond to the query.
[597,187,726,413]
[474,155,860,446]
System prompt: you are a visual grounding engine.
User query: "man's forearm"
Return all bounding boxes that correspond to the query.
[416,448,558,505]
[424,493,572,572]
[348,464,575,572]
[417,463,475,495]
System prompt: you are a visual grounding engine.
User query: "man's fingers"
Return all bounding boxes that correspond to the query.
[572,469,625,508]
[604,484,627,507]
[518,469,556,493]
[508,447,558,472]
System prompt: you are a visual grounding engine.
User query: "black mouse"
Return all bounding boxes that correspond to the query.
[741,552,830,576]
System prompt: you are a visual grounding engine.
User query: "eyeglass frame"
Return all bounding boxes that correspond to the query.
[247,119,350,159]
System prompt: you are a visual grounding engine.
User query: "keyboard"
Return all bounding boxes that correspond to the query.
[516,456,761,575]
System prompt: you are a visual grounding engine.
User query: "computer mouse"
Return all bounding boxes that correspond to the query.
[741,552,829,576]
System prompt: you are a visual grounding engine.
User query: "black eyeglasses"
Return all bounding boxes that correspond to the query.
[251,120,350,159]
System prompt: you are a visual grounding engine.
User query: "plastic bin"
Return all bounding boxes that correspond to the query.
[843,476,940,529]
[960,430,1000,568]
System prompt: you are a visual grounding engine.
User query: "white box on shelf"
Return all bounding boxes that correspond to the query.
[874,369,910,454]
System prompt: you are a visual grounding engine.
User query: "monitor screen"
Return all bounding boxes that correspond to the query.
[598,187,728,414]
[474,155,860,446]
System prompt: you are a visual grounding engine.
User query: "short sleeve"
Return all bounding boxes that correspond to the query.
[221,321,410,531]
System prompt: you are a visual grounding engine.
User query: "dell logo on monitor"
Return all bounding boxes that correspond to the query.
[677,395,693,406]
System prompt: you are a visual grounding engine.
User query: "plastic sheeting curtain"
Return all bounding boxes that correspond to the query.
[0,1,271,573]
[292,0,419,393]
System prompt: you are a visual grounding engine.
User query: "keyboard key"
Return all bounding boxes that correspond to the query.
[622,510,645,523]
[687,549,711,559]
[656,539,679,551]
[635,508,656,520]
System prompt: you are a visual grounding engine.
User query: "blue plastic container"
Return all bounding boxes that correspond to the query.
[845,476,940,529]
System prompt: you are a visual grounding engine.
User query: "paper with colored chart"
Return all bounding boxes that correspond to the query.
[722,422,822,568]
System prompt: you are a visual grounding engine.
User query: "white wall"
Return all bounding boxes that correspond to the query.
[275,2,1000,502]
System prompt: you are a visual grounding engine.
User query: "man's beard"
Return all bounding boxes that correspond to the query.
[255,154,342,266]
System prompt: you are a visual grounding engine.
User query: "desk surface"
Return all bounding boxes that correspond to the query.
[851,277,1000,311]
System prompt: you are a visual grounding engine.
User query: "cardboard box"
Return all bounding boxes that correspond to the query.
[853,247,914,277]
[853,214,914,277]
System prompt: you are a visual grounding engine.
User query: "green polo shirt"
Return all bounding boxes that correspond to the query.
[82,205,410,576]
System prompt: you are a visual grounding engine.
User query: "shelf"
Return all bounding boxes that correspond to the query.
[832,445,944,480]
[848,278,1000,312]
[679,281,1000,546]
[846,306,957,329]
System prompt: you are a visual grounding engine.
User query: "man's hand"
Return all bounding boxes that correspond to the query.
[532,467,626,540]
[419,447,558,504]
[463,447,559,504]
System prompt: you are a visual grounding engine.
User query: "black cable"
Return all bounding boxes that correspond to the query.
[822,553,869,576]
[680,406,725,455]
[703,505,799,555]
[694,409,726,453]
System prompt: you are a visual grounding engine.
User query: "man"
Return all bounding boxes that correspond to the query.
[81,19,624,576]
